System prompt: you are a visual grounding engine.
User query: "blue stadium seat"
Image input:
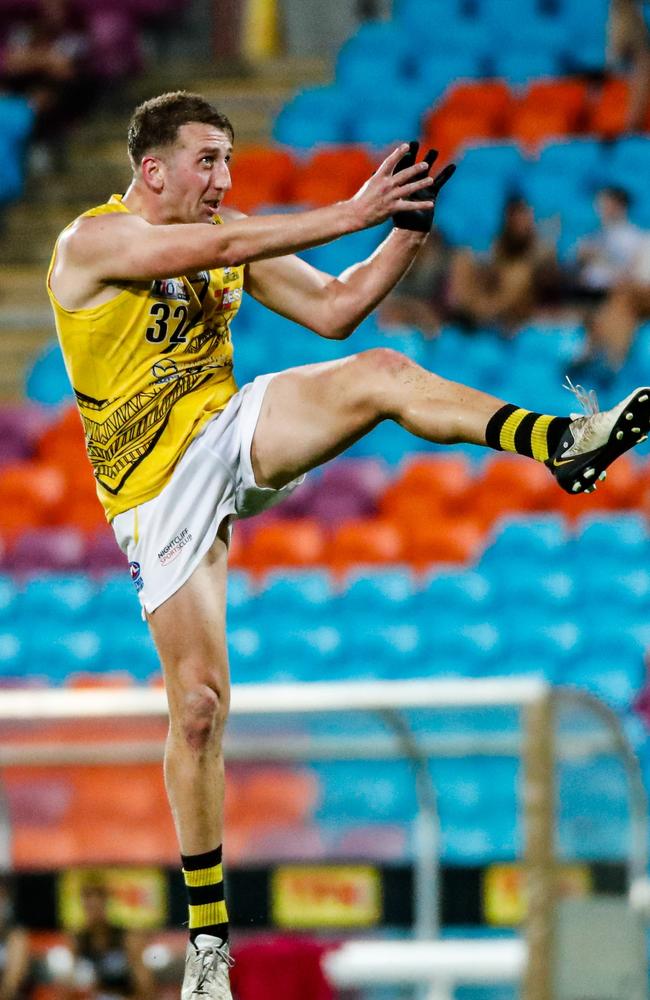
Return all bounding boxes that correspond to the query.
[349,96,424,148]
[536,137,608,180]
[226,569,254,624]
[24,341,73,406]
[25,627,106,683]
[574,513,649,569]
[256,570,334,623]
[481,515,569,567]
[0,630,27,677]
[0,97,34,203]
[343,569,417,618]
[228,625,269,683]
[96,573,139,620]
[494,51,560,84]
[313,759,418,823]
[265,625,344,683]
[419,570,494,622]
[503,619,582,681]
[272,87,351,148]
[458,142,525,185]
[17,574,96,625]
[559,632,645,712]
[0,577,19,626]
[415,52,486,95]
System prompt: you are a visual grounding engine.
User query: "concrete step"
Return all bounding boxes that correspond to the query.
[0,324,53,401]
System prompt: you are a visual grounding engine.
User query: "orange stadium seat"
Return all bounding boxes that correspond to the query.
[387,455,475,518]
[327,517,404,577]
[470,454,557,527]
[292,146,375,205]
[36,405,86,466]
[400,516,483,572]
[437,79,514,134]
[0,461,67,535]
[423,108,497,161]
[242,518,326,575]
[510,106,575,150]
[226,766,319,829]
[590,79,631,137]
[521,78,589,127]
[229,145,297,211]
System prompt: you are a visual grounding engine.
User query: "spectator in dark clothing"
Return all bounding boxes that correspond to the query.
[58,880,154,1000]
[447,195,559,333]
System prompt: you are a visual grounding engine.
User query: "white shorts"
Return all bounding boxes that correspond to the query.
[112,373,304,614]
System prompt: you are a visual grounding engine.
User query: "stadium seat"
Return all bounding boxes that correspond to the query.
[229,145,297,212]
[243,519,326,576]
[291,146,375,206]
[273,88,351,148]
[24,342,73,407]
[256,570,334,622]
[590,79,631,137]
[481,514,569,567]
[328,518,404,577]
[510,106,576,150]
[495,52,560,86]
[343,568,417,618]
[17,574,95,625]
[573,513,649,569]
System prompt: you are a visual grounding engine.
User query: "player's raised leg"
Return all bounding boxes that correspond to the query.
[146,530,234,1000]
[251,348,650,496]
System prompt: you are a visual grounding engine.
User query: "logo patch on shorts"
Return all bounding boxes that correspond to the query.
[129,561,144,593]
[158,528,193,566]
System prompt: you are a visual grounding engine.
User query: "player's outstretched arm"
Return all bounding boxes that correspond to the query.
[246,144,455,339]
[58,144,435,285]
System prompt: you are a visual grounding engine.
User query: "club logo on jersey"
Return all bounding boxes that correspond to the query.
[222,267,239,283]
[151,278,190,302]
[129,561,144,592]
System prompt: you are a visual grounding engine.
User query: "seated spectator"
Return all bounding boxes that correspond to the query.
[0,877,31,1000]
[378,226,451,337]
[56,878,154,1000]
[446,195,559,334]
[574,186,645,297]
[571,235,650,382]
[0,0,97,170]
[608,0,650,131]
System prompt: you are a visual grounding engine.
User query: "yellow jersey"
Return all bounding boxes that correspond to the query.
[47,195,244,521]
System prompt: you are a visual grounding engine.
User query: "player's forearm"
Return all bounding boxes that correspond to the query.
[217,200,365,266]
[326,228,426,338]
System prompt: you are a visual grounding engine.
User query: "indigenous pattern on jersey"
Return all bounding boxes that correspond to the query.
[46,195,244,520]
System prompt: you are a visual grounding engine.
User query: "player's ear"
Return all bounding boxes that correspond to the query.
[141,154,164,192]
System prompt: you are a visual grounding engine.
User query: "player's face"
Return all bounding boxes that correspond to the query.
[164,122,233,223]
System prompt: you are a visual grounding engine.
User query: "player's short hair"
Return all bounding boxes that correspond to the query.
[127,91,234,167]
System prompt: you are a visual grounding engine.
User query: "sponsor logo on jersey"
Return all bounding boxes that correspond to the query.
[152,278,190,302]
[215,286,242,310]
[129,561,144,592]
[158,528,193,566]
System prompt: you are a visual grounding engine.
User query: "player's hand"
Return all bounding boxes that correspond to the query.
[349,143,440,228]
[392,142,456,233]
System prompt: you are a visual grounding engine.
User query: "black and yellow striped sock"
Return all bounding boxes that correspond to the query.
[485,404,570,463]
[181,845,229,945]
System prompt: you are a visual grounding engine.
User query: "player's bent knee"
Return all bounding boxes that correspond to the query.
[358,348,419,415]
[177,682,229,753]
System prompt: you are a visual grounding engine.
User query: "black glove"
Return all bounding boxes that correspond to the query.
[392,141,456,233]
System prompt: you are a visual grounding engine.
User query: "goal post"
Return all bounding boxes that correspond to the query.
[0,676,646,999]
